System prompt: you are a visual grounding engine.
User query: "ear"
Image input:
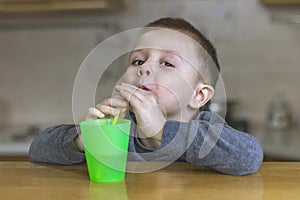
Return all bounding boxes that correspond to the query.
[189,83,215,109]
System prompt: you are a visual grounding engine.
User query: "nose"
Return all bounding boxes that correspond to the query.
[137,65,152,77]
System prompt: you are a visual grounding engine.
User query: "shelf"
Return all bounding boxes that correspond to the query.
[261,0,300,4]
[0,0,124,13]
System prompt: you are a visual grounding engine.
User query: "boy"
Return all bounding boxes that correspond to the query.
[29,18,263,175]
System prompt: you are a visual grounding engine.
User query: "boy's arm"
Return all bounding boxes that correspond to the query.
[160,111,263,176]
[28,124,85,165]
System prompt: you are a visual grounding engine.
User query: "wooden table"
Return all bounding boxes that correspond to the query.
[0,162,300,200]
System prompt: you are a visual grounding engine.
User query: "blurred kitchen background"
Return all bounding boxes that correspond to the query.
[0,0,299,161]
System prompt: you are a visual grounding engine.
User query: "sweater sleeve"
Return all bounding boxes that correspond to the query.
[160,111,263,176]
[28,124,86,165]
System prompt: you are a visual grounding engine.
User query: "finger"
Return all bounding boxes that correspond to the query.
[113,93,125,100]
[119,89,151,109]
[98,105,121,116]
[85,107,105,120]
[118,88,139,105]
[119,107,128,118]
[112,96,129,107]
[96,97,128,109]
[117,84,149,102]
[115,83,141,92]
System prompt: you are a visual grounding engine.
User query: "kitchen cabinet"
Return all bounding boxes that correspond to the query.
[261,0,300,4]
[0,142,31,161]
[0,0,124,13]
[0,156,28,161]
[254,124,300,161]
[0,125,34,161]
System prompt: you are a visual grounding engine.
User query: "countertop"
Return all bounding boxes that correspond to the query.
[0,127,33,156]
[253,125,300,160]
[0,162,300,200]
[0,124,45,156]
[1,123,300,161]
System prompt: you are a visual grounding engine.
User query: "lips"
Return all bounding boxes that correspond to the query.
[139,85,151,91]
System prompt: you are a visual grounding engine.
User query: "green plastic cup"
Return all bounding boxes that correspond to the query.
[80,118,131,182]
[88,181,128,200]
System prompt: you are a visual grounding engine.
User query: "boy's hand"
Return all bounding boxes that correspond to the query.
[74,97,128,152]
[115,83,166,142]
[85,97,128,120]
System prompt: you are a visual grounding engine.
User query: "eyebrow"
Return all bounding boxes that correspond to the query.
[130,48,182,59]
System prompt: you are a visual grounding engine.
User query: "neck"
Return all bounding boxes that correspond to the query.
[167,107,199,122]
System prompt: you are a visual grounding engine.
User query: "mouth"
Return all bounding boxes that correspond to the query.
[139,85,151,92]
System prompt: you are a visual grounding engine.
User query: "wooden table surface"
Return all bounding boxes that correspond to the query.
[0,162,300,200]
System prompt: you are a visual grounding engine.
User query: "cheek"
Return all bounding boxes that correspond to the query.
[156,89,179,113]
[157,75,195,100]
[121,68,137,84]
[155,84,193,111]
[156,77,196,114]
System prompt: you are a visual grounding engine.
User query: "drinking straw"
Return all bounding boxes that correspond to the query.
[111,107,121,125]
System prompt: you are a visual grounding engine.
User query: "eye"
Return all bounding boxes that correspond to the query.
[132,60,144,66]
[161,61,174,67]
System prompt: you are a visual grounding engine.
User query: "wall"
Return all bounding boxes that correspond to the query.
[0,12,121,127]
[0,0,299,129]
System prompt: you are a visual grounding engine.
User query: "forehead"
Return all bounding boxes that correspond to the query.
[133,29,201,64]
[131,48,180,58]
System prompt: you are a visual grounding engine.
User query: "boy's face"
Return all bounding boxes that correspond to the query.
[122,29,204,120]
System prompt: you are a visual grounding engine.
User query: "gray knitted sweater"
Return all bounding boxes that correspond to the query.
[28,111,263,176]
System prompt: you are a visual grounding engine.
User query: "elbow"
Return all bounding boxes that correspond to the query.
[28,136,46,163]
[218,146,264,176]
[248,138,264,174]
[249,147,264,175]
[234,146,264,176]
[28,141,40,163]
[237,135,264,175]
